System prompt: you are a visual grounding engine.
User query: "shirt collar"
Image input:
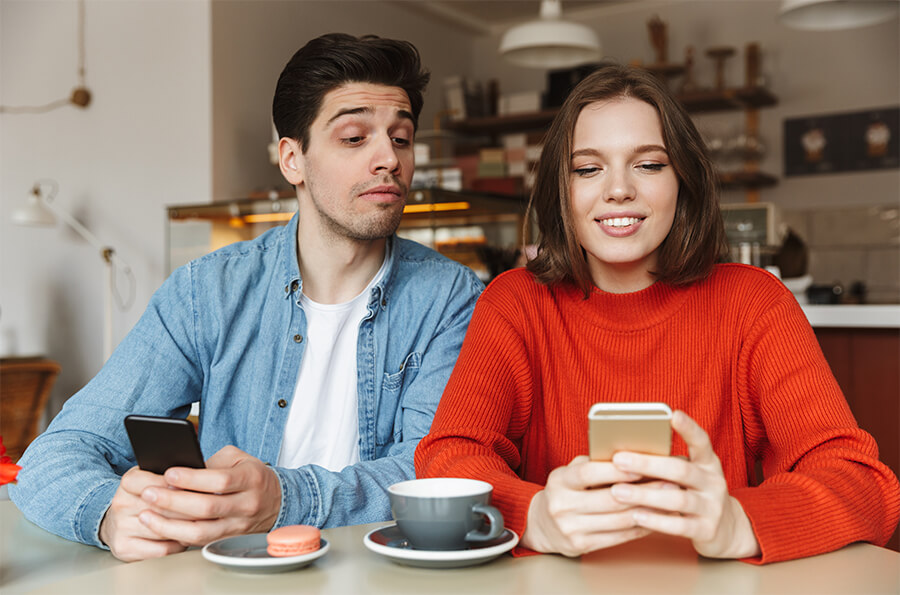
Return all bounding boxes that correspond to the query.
[280,211,399,311]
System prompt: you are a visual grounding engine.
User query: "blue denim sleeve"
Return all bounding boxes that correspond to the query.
[270,267,483,529]
[9,266,202,546]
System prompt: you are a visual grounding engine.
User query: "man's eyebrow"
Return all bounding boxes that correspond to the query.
[571,144,668,159]
[325,107,415,126]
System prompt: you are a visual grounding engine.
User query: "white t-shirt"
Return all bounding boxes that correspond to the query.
[276,253,388,471]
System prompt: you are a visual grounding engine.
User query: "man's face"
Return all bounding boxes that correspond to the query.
[279,82,415,242]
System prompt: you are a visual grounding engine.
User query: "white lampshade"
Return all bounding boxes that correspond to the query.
[500,0,601,69]
[12,193,57,226]
[779,0,899,30]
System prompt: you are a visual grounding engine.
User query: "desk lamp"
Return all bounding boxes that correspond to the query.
[12,179,134,362]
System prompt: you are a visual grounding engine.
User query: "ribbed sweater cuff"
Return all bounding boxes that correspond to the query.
[491,478,543,551]
[734,482,849,564]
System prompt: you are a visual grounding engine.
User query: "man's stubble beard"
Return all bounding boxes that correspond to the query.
[307,175,408,242]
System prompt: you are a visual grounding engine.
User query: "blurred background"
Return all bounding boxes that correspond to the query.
[1,0,898,421]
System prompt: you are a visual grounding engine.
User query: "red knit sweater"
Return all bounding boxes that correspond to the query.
[415,264,900,563]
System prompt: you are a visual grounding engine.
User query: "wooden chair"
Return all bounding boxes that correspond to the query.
[1,358,61,461]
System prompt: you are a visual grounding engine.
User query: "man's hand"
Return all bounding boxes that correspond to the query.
[608,410,761,559]
[136,446,282,548]
[100,467,188,561]
[521,455,652,556]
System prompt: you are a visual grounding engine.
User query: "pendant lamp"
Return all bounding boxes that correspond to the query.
[779,0,899,30]
[499,0,601,69]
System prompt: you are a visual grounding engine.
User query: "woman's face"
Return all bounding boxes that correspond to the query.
[569,97,678,293]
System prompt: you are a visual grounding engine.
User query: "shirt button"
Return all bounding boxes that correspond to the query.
[291,280,299,292]
[381,298,387,307]
[278,399,287,408]
[294,334,303,343]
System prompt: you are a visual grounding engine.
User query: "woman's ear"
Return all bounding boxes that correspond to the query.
[278,137,304,186]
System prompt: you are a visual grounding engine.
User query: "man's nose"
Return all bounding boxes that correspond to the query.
[371,136,400,175]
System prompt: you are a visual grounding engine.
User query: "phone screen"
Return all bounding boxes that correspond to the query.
[124,415,205,474]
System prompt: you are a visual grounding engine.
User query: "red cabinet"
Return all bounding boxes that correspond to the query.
[815,327,900,551]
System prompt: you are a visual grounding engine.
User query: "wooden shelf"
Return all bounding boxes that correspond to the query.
[443,86,779,194]
[678,86,778,113]
[445,87,777,133]
[717,170,778,190]
[645,62,686,78]
[445,110,557,136]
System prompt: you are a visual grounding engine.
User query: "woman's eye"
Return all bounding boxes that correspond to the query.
[573,166,600,177]
[392,137,411,146]
[342,136,364,145]
[639,163,668,172]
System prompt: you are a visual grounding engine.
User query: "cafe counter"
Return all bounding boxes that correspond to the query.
[801,304,900,328]
[1,501,898,595]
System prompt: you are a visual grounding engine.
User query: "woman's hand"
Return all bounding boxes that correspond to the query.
[521,455,652,556]
[608,410,761,559]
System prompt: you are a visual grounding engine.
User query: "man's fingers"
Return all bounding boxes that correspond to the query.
[163,446,257,494]
[204,445,246,469]
[138,509,245,547]
[120,466,169,495]
[110,537,186,562]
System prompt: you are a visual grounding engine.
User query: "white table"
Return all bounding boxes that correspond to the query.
[1,501,898,595]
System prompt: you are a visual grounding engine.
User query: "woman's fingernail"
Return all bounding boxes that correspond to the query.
[142,488,158,503]
[139,511,152,526]
[612,483,633,500]
[613,452,633,468]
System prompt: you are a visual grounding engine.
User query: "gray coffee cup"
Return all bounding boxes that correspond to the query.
[388,478,505,551]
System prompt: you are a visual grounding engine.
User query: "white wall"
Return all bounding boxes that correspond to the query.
[471,0,900,211]
[0,0,212,415]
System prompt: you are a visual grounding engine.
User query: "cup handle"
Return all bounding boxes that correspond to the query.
[466,503,505,543]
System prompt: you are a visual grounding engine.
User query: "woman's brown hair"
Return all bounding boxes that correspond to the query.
[526,63,727,297]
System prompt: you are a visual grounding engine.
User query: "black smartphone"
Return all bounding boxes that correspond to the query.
[124,414,205,475]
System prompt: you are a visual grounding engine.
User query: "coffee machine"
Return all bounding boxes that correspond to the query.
[721,202,783,269]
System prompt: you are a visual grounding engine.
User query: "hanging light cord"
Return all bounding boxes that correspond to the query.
[0,0,90,114]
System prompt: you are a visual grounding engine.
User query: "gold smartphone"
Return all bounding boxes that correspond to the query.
[588,402,673,461]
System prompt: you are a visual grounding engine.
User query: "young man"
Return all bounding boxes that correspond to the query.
[10,33,483,561]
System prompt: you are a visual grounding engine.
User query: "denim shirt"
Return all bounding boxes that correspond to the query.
[10,213,483,547]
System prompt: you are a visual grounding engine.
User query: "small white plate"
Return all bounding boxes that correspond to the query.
[363,524,518,569]
[202,532,329,573]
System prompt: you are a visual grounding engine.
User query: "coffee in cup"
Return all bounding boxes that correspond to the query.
[388,478,505,551]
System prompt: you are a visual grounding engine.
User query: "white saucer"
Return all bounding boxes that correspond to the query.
[363,524,518,569]
[202,532,329,573]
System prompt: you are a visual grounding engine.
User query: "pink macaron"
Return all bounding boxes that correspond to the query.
[266,525,321,557]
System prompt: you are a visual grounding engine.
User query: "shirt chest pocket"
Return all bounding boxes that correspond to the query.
[377,351,422,446]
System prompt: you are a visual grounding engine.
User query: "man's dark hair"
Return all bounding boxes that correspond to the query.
[272,33,430,152]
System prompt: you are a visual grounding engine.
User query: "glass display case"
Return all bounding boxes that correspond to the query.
[166,189,528,281]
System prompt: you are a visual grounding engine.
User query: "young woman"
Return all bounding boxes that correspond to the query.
[415,65,899,563]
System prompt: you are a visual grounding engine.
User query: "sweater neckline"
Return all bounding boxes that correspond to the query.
[559,279,693,331]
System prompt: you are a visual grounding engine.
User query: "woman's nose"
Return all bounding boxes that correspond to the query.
[604,169,635,202]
